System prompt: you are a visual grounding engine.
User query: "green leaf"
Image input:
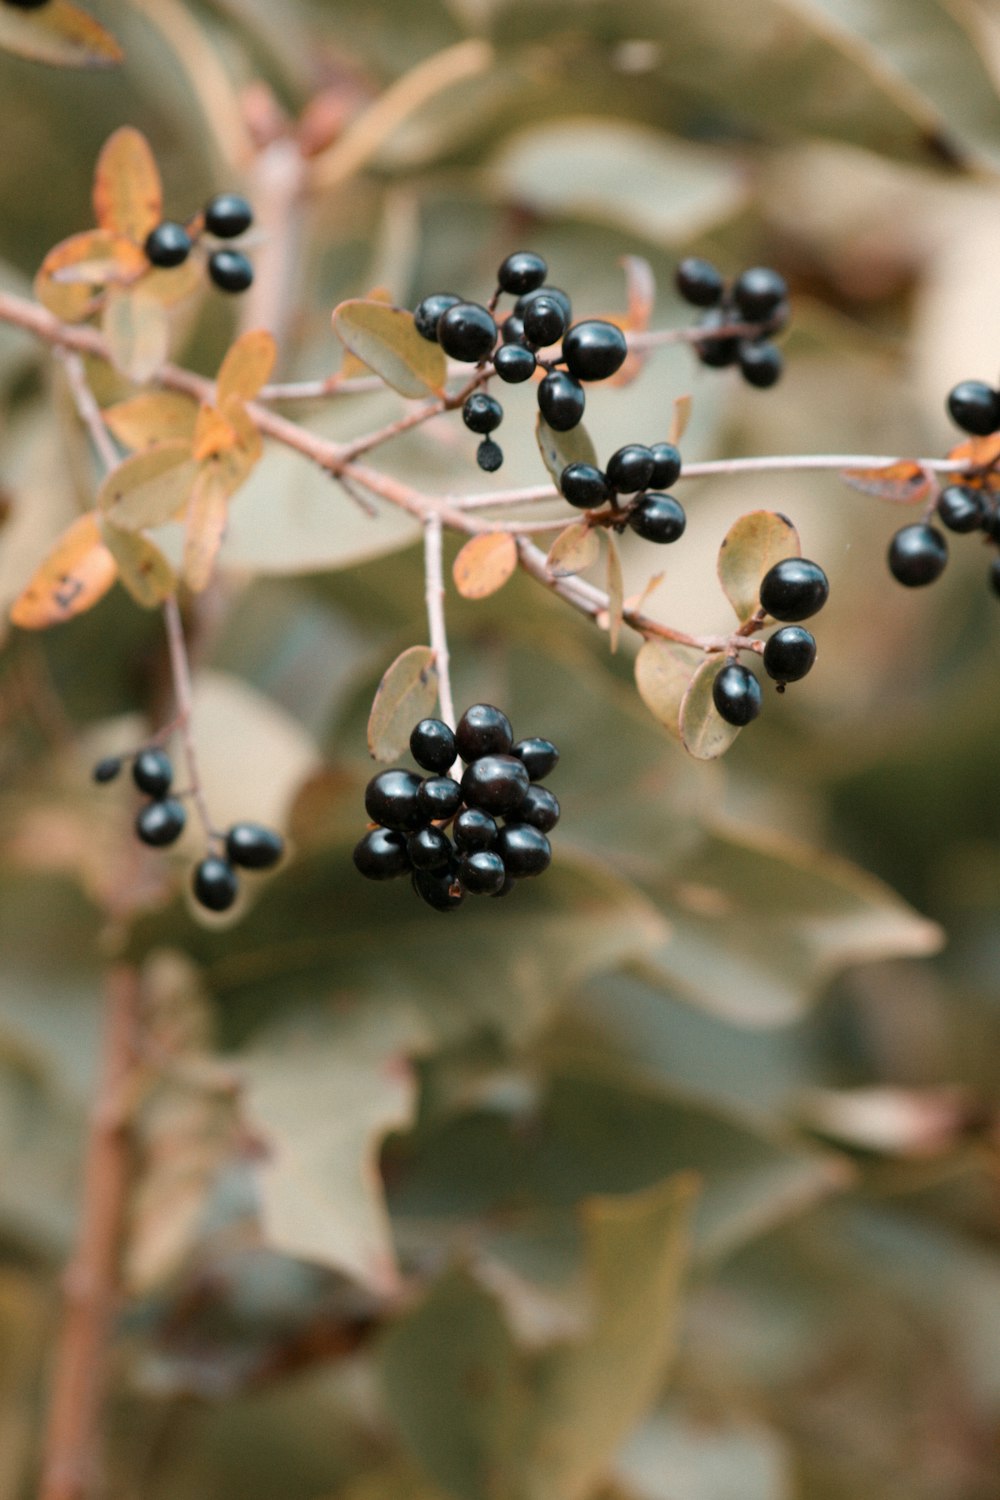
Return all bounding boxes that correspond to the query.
[546,521,600,579]
[97,442,198,531]
[367,645,440,762]
[678,658,743,761]
[332,300,446,399]
[717,511,800,623]
[535,412,598,487]
[634,639,702,740]
[0,0,122,69]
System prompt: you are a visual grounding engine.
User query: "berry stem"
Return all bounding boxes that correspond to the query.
[162,596,216,844]
[423,513,457,733]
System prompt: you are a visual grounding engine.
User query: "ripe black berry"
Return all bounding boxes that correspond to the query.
[514,286,572,325]
[208,249,253,293]
[494,345,536,383]
[413,292,461,343]
[738,340,783,389]
[675,257,724,308]
[522,295,568,349]
[496,823,551,877]
[204,192,253,238]
[733,267,788,322]
[763,626,816,683]
[3,1,52,9]
[982,501,1000,542]
[887,524,948,587]
[560,463,610,509]
[497,251,547,296]
[519,784,560,832]
[990,557,1000,598]
[461,755,530,817]
[537,372,585,431]
[92,755,122,784]
[562,320,628,382]
[225,822,284,869]
[417,776,463,822]
[649,443,682,489]
[947,380,1000,436]
[132,748,173,797]
[407,826,453,871]
[437,302,497,363]
[512,737,559,781]
[502,316,528,346]
[364,769,426,832]
[627,493,686,544]
[409,718,456,774]
[694,308,740,368]
[455,703,513,759]
[136,798,186,847]
[477,439,503,472]
[607,444,655,494]
[759,557,829,621]
[353,827,410,880]
[412,865,464,911]
[458,850,506,895]
[936,484,986,533]
[453,807,499,852]
[144,221,192,269]
[463,393,503,434]
[192,856,239,911]
[712,662,762,726]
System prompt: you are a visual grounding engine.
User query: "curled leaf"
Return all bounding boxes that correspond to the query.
[101,521,175,608]
[635,638,702,739]
[217,330,277,405]
[367,646,439,762]
[452,532,517,599]
[840,459,929,504]
[678,656,743,761]
[332,300,445,399]
[717,510,800,623]
[10,512,117,629]
[535,413,598,487]
[98,442,199,531]
[92,126,162,241]
[0,0,123,69]
[546,521,600,578]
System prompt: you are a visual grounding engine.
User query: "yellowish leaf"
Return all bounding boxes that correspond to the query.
[452,532,517,599]
[34,230,143,322]
[182,465,230,593]
[92,126,162,242]
[0,0,123,70]
[718,510,800,623]
[10,512,117,629]
[102,286,170,384]
[98,442,199,531]
[634,638,702,739]
[668,394,693,447]
[546,521,600,578]
[101,521,175,608]
[103,392,199,450]
[216,329,277,405]
[368,645,439,762]
[219,400,263,477]
[142,258,203,308]
[332,299,446,399]
[606,533,624,653]
[193,402,238,462]
[340,286,393,379]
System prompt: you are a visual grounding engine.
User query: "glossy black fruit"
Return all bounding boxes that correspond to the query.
[4,0,52,7]
[225,822,284,869]
[522,295,568,349]
[733,266,788,322]
[406,826,453,871]
[560,462,610,509]
[512,737,559,781]
[455,704,514,759]
[675,257,724,308]
[477,439,503,472]
[627,493,686,544]
[413,292,461,342]
[92,756,122,784]
[412,864,464,911]
[561,320,627,381]
[738,340,783,388]
[496,823,551,877]
[502,315,528,346]
[132,748,173,798]
[453,807,499,852]
[136,798,186,847]
[409,718,457,774]
[537,372,585,431]
[990,557,1000,598]
[417,776,463,822]
[519,784,560,832]
[437,302,497,363]
[364,769,426,832]
[192,856,239,911]
[712,662,762,726]
[497,251,547,296]
[458,850,506,895]
[494,344,536,383]
[947,380,1000,436]
[204,192,253,238]
[759,557,829,621]
[887,524,948,587]
[514,285,572,325]
[982,500,1000,542]
[208,249,253,293]
[607,444,655,494]
[694,307,740,368]
[144,221,192,268]
[463,393,503,434]
[353,827,410,880]
[762,626,817,683]
[937,484,986,533]
[461,754,530,817]
[649,442,682,489]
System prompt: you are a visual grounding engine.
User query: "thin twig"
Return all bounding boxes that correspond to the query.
[162,597,216,843]
[423,514,456,731]
[58,351,119,473]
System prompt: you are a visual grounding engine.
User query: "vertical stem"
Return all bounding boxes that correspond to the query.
[38,964,141,1500]
[162,597,216,843]
[423,513,456,731]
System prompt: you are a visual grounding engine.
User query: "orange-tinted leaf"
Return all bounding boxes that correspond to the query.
[840,459,929,504]
[103,392,199,450]
[679,656,743,761]
[948,435,1000,471]
[332,300,445,399]
[606,533,624,653]
[452,532,517,599]
[607,255,654,387]
[0,0,123,70]
[368,646,439,762]
[10,512,117,629]
[35,230,143,322]
[718,510,800,622]
[102,286,170,384]
[635,638,701,739]
[546,521,600,578]
[93,127,162,241]
[217,330,277,405]
[193,402,238,462]
[182,465,230,593]
[221,398,263,474]
[100,521,175,608]
[668,394,692,447]
[98,442,199,530]
[340,287,393,379]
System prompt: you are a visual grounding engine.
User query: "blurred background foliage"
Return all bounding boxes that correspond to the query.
[3,1,1000,1498]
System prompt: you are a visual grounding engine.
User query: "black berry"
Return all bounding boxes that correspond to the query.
[537,372,585,431]
[477,439,503,472]
[694,307,740,368]
[733,267,788,322]
[412,865,464,911]
[353,827,410,880]
[3,0,52,7]
[887,524,948,587]
[982,501,1000,542]
[225,822,284,869]
[522,295,568,349]
[407,826,453,871]
[762,626,816,684]
[192,856,239,912]
[560,463,610,509]
[496,823,551,877]
[607,444,655,494]
[132,748,173,798]
[364,769,426,832]
[627,493,686,544]
[990,557,1000,598]
[502,316,528,346]
[409,718,456,774]
[437,302,497,363]
[519,784,560,832]
[712,662,762,726]
[497,252,547,296]
[458,850,507,895]
[455,703,513,760]
[562,320,628,382]
[463,393,503,434]
[738,340,783,389]
[204,192,253,238]
[649,443,682,489]
[461,755,530,817]
[413,292,461,343]
[208,249,253,293]
[937,484,986,534]
[759,557,829,622]
[514,286,572,325]
[136,798,186,847]
[947,380,1000,437]
[453,807,499,852]
[494,345,536,383]
[417,776,463,822]
[675,257,724,308]
[92,755,122,784]
[144,221,192,269]
[512,737,559,781]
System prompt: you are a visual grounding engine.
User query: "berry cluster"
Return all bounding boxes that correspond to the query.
[354,704,560,910]
[712,556,829,727]
[3,0,51,8]
[559,441,685,543]
[675,257,789,388]
[144,192,255,294]
[92,749,283,911]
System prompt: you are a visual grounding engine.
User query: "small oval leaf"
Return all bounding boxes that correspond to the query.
[452,532,517,599]
[717,510,800,622]
[535,413,598,487]
[98,442,199,531]
[332,300,445,399]
[678,657,743,761]
[103,392,199,450]
[102,286,170,384]
[546,521,600,578]
[101,521,175,608]
[635,638,702,739]
[668,393,692,447]
[193,402,238,462]
[10,512,117,629]
[34,230,143,322]
[0,0,123,69]
[367,646,439,762]
[182,465,230,593]
[606,532,624,653]
[93,126,162,241]
[217,329,277,406]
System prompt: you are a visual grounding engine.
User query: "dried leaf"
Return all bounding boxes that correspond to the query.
[535,413,599,487]
[452,532,517,599]
[100,521,175,608]
[101,286,170,384]
[103,392,199,450]
[212,405,262,490]
[634,638,702,739]
[608,254,655,387]
[668,394,692,447]
[368,645,439,762]
[340,288,394,378]
[182,464,230,593]
[332,299,446,399]
[192,402,238,462]
[9,512,117,629]
[840,459,929,504]
[678,657,743,761]
[98,442,199,531]
[92,127,162,242]
[216,329,277,405]
[546,521,600,578]
[0,0,123,69]
[948,434,1000,470]
[717,510,800,622]
[34,230,143,322]
[606,533,625,653]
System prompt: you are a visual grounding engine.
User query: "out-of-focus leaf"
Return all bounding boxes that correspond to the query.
[192,401,238,462]
[100,521,174,608]
[616,1406,794,1500]
[182,463,230,593]
[98,442,198,531]
[668,395,692,447]
[797,1086,970,1159]
[717,511,799,622]
[103,392,199,450]
[367,645,439,762]
[34,230,143,322]
[142,258,203,308]
[839,459,929,503]
[9,511,116,630]
[634,639,702,740]
[101,286,170,384]
[678,658,742,761]
[0,0,123,69]
[332,300,446,399]
[606,532,624,653]
[452,531,517,599]
[92,126,161,242]
[217,330,278,406]
[546,522,599,578]
[536,413,597,487]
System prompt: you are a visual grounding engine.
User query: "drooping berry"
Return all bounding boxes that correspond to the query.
[537,372,585,431]
[627,493,686,544]
[412,864,464,911]
[762,626,817,684]
[132,748,173,798]
[494,344,536,383]
[458,850,507,895]
[496,823,551,877]
[649,442,682,489]
[497,251,548,296]
[519,784,560,832]
[936,484,986,533]
[947,380,1000,437]
[887,524,948,587]
[225,822,284,870]
[417,776,463,822]
[208,249,253,293]
[353,827,410,880]
[561,320,628,381]
[192,856,239,911]
[136,798,187,847]
[462,393,503,434]
[512,738,559,781]
[738,340,783,388]
[410,718,457,774]
[514,285,572,325]
[675,257,724,308]
[694,307,740,368]
[413,292,461,343]
[733,267,788,322]
[477,439,503,472]
[453,807,499,852]
[759,557,829,621]
[144,221,192,268]
[712,662,762,726]
[560,463,610,509]
[522,295,568,349]
[364,769,426,832]
[204,192,253,238]
[607,444,655,494]
[407,826,453,871]
[455,704,513,759]
[92,755,123,784]
[461,755,530,817]
[437,302,497,363]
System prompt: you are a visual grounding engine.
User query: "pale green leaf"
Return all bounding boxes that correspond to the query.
[678,658,743,761]
[536,413,598,488]
[97,442,199,531]
[101,286,170,385]
[367,645,440,762]
[634,639,702,740]
[717,511,800,623]
[332,300,446,399]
